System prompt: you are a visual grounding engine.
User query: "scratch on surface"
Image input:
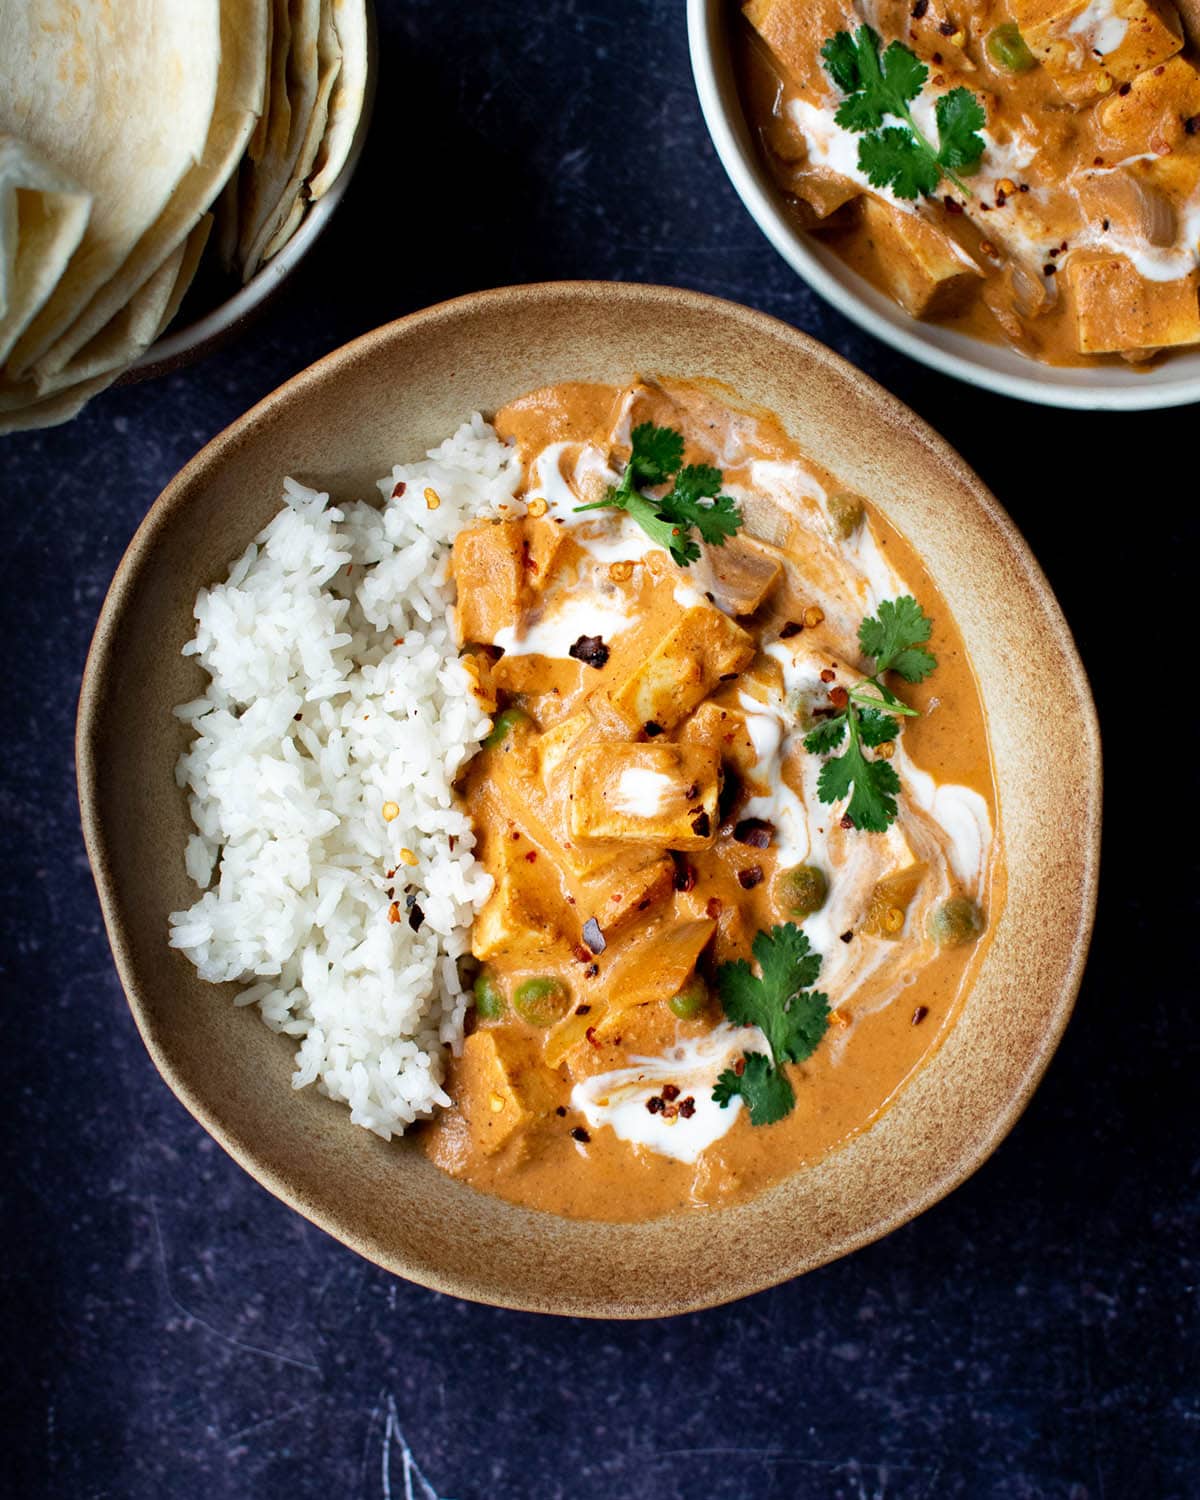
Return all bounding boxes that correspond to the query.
[380,1391,450,1500]
[147,1196,321,1375]
[224,1396,325,1449]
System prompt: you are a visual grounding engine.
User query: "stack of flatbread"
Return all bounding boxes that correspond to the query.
[0,0,369,436]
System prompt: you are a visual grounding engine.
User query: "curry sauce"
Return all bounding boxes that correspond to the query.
[422,379,1004,1221]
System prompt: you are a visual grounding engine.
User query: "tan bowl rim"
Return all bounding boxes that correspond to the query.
[77,282,1101,1315]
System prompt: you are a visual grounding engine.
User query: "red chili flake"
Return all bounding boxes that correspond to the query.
[820,668,836,683]
[733,1057,746,1077]
[1048,246,1060,257]
[1093,156,1105,167]
[661,1083,681,1102]
[828,685,849,709]
[672,853,697,892]
[555,1105,567,1117]
[585,1026,600,1047]
[294,712,303,721]
[1117,81,1131,96]
[646,1096,665,1114]
[571,1127,590,1143]
[586,963,599,978]
[572,944,592,964]
[691,811,711,838]
[448,836,456,851]
[385,868,396,879]
[568,635,609,669]
[944,195,963,215]
[644,721,664,737]
[911,0,928,16]
[510,831,521,841]
[734,818,774,849]
[407,903,424,933]
[679,1097,696,1119]
[1187,115,1200,136]
[391,481,407,499]
[1043,264,1057,276]
[581,916,606,954]
[840,930,854,944]
[661,1104,679,1119]
[840,814,855,830]
[524,850,538,863]
[1019,182,1030,192]
[932,50,943,63]
[911,1005,930,1026]
[684,782,699,800]
[575,1004,592,1016]
[779,621,803,639]
[393,637,405,646]
[937,18,954,34]
[737,866,764,890]
[995,190,1007,208]
[706,896,723,920]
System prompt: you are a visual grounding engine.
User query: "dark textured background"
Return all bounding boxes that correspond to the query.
[2,3,1196,1497]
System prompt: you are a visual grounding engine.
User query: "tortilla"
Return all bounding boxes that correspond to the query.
[34,0,269,381]
[0,0,221,378]
[0,136,92,367]
[155,213,215,341]
[258,0,343,265]
[240,0,320,279]
[308,0,369,200]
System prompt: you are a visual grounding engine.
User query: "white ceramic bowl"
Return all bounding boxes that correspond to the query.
[127,0,378,382]
[688,0,1200,410]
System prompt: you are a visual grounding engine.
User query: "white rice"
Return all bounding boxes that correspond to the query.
[168,415,524,1137]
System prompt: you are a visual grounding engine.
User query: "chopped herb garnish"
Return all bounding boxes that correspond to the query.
[803,596,937,833]
[712,924,830,1126]
[821,25,986,200]
[574,421,743,567]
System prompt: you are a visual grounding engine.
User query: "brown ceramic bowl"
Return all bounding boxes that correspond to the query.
[77,283,1100,1318]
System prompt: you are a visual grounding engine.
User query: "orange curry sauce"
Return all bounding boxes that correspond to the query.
[422,379,1005,1221]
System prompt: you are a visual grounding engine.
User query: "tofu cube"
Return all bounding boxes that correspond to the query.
[704,535,784,616]
[452,520,527,646]
[610,604,754,731]
[1066,253,1200,354]
[456,1029,556,1155]
[678,701,761,779]
[1015,0,1182,99]
[1098,54,1200,151]
[472,834,562,960]
[855,196,982,320]
[585,856,676,936]
[569,742,721,849]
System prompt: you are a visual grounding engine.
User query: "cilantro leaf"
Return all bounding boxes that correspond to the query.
[574,422,743,567]
[821,25,985,199]
[936,88,988,172]
[714,1053,795,1126]
[803,714,848,754]
[858,595,936,681]
[859,126,941,199]
[856,705,900,746]
[628,422,683,485]
[713,925,831,1128]
[817,732,901,832]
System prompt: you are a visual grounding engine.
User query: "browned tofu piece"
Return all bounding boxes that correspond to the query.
[569,742,721,849]
[855,196,982,320]
[472,833,562,960]
[743,0,855,90]
[704,535,784,616]
[1066,253,1200,354]
[595,917,718,1019]
[452,520,527,646]
[610,604,754,731]
[584,855,676,936]
[1014,0,1182,99]
[455,1029,557,1155]
[1098,54,1200,150]
[678,701,761,779]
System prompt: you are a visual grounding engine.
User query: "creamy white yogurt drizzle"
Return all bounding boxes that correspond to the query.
[492,589,632,659]
[569,1022,770,1163]
[1067,0,1128,57]
[613,767,674,818]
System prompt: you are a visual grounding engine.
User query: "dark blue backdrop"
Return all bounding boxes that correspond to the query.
[2,3,1195,1497]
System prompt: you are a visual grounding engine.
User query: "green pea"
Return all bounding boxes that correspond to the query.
[512,975,571,1027]
[928,897,984,948]
[483,706,532,751]
[987,23,1036,72]
[473,969,506,1020]
[828,492,865,540]
[776,864,829,919]
[669,976,708,1020]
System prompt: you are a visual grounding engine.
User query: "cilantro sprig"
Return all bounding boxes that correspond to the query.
[803,596,936,834]
[574,421,743,567]
[821,26,986,200]
[713,925,830,1126]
